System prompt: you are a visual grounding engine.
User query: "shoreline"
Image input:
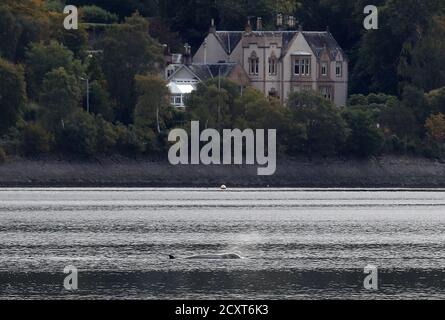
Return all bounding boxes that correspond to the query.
[2,156,445,188]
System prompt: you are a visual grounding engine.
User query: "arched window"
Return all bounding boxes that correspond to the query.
[248,51,259,75]
[269,52,277,75]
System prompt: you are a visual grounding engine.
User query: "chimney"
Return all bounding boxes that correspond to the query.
[209,18,216,34]
[256,17,263,31]
[288,16,296,29]
[245,17,252,33]
[162,44,172,65]
[184,43,192,65]
[276,14,283,29]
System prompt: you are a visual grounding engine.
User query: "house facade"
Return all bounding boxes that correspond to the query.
[192,20,348,106]
[165,61,251,107]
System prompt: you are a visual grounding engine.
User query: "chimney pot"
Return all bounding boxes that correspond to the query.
[245,18,252,33]
[276,14,283,27]
[256,17,263,31]
[209,19,216,33]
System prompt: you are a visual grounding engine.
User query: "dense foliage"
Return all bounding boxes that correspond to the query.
[1,0,445,162]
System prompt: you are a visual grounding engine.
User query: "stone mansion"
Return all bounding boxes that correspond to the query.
[165,18,348,107]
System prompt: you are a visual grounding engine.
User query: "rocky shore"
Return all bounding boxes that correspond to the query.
[1,156,445,188]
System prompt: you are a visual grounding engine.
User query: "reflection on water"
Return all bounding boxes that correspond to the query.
[0,188,444,299]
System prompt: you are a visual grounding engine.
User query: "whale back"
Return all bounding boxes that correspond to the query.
[184,253,243,260]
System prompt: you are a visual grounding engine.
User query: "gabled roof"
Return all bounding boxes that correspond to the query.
[189,63,238,80]
[214,31,243,54]
[208,30,347,61]
[302,31,347,61]
[167,63,238,82]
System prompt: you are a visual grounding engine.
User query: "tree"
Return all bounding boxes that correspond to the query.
[0,1,50,62]
[0,58,26,134]
[39,67,82,130]
[134,74,170,133]
[186,81,231,130]
[351,0,445,94]
[56,110,98,156]
[342,108,383,157]
[425,113,445,144]
[25,41,82,99]
[87,80,114,121]
[234,87,286,129]
[398,16,445,92]
[79,5,119,23]
[21,122,52,156]
[100,13,163,124]
[287,91,347,156]
[427,87,445,115]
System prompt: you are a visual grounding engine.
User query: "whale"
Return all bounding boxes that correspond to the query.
[169,253,243,260]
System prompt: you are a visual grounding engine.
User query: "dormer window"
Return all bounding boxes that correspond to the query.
[269,53,277,75]
[249,51,259,75]
[321,62,328,76]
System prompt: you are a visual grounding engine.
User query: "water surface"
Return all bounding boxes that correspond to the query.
[0,188,444,299]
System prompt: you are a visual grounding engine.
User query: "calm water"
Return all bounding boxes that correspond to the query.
[0,188,444,300]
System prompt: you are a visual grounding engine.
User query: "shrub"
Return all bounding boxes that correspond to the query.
[0,146,6,164]
[22,123,51,156]
[115,124,148,155]
[342,109,383,158]
[56,110,98,156]
[80,5,119,24]
[95,115,118,154]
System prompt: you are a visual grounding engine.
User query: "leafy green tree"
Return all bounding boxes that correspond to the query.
[21,122,52,156]
[56,110,98,156]
[100,13,163,124]
[0,146,6,164]
[186,81,231,130]
[427,87,445,114]
[39,67,82,130]
[0,58,26,134]
[0,1,50,62]
[401,86,430,133]
[352,0,445,94]
[234,87,286,129]
[95,115,118,154]
[134,74,170,133]
[287,91,347,156]
[87,80,114,121]
[380,101,418,153]
[25,41,82,99]
[342,108,383,157]
[398,17,445,92]
[80,5,119,23]
[425,113,445,144]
